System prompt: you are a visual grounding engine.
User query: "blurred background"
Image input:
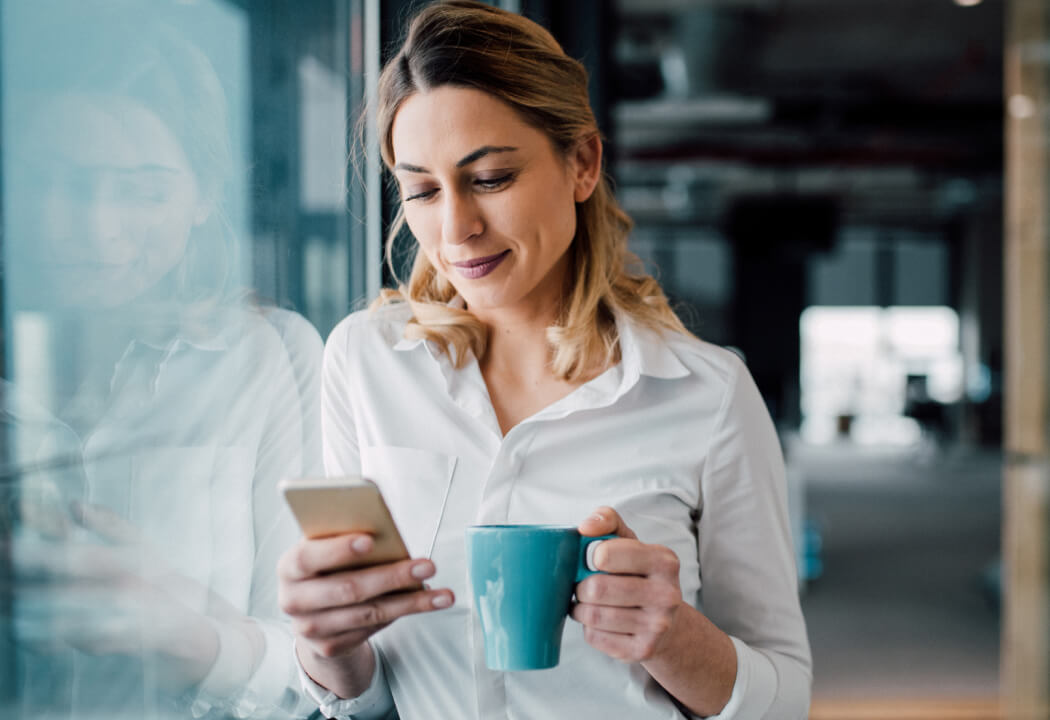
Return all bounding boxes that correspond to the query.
[0,0,1047,718]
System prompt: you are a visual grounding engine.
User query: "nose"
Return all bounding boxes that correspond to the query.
[441,188,484,247]
[82,199,135,264]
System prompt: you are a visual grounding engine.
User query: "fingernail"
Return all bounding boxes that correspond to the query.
[588,513,605,523]
[431,594,452,608]
[411,561,435,579]
[352,536,373,553]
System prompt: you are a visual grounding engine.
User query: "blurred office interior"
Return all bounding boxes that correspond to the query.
[0,0,1047,719]
[604,0,1010,715]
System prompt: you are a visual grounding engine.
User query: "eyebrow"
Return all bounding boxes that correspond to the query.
[393,145,519,174]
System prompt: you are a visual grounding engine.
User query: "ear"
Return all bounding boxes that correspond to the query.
[571,133,603,204]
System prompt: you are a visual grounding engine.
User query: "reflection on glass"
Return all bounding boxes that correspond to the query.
[1,3,323,718]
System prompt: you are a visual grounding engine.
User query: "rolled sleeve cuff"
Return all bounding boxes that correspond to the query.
[188,619,313,719]
[252,622,319,717]
[295,642,395,720]
[698,636,778,720]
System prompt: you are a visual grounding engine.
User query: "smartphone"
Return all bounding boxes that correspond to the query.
[279,476,412,570]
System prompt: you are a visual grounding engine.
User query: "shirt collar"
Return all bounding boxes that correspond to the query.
[137,332,229,354]
[392,295,466,355]
[387,298,691,432]
[95,300,241,354]
[391,296,690,382]
[614,310,690,382]
[111,308,243,397]
[392,336,422,352]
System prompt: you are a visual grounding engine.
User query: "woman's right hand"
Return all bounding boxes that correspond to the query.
[277,533,454,698]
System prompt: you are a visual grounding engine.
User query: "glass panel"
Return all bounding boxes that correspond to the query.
[0,1,369,717]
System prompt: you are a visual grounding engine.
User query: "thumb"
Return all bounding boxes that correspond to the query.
[578,506,636,540]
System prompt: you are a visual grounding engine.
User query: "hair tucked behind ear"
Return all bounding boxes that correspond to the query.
[372,0,689,382]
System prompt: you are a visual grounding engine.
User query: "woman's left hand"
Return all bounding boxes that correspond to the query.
[571,506,683,663]
[12,501,226,690]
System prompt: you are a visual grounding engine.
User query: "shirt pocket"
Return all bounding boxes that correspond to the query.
[359,445,456,561]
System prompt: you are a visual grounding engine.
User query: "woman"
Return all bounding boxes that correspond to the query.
[279,2,810,718]
[6,6,322,718]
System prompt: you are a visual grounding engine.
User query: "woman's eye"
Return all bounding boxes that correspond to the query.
[119,179,169,205]
[404,188,438,202]
[475,173,514,191]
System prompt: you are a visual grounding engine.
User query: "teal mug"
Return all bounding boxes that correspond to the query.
[466,524,616,671]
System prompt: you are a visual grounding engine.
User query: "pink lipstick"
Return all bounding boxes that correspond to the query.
[452,249,510,279]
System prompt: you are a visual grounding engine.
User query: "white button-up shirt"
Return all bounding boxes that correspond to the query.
[12,308,323,720]
[301,302,811,719]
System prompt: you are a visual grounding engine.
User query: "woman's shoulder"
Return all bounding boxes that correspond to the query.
[262,306,323,352]
[647,326,748,387]
[657,331,773,425]
[326,301,414,353]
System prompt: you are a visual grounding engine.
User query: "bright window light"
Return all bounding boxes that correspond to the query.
[800,306,963,446]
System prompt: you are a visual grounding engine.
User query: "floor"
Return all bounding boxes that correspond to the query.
[793,441,1002,703]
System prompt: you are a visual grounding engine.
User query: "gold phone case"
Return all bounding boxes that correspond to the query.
[280,476,412,569]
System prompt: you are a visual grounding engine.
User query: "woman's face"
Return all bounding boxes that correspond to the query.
[391,86,600,319]
[14,93,207,309]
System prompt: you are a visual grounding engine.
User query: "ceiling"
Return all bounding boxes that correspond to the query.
[609,0,1004,227]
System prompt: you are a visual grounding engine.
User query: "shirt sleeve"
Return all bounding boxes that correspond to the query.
[296,641,397,720]
[189,316,325,719]
[695,355,812,719]
[188,617,319,719]
[321,317,363,477]
[284,318,398,717]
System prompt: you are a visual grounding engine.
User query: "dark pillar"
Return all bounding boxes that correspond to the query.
[520,0,614,154]
[246,0,302,307]
[725,195,838,427]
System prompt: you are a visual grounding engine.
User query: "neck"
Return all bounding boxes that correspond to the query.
[472,290,579,436]
[475,300,559,385]
[471,252,569,382]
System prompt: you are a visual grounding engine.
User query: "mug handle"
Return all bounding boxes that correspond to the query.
[576,534,617,582]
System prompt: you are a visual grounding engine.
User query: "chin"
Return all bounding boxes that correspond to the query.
[461,287,519,311]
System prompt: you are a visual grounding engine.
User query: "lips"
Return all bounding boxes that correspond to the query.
[451,249,510,279]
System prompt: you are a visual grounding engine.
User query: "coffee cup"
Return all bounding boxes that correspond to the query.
[466,524,615,671]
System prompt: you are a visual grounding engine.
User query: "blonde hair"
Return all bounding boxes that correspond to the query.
[374,0,689,382]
